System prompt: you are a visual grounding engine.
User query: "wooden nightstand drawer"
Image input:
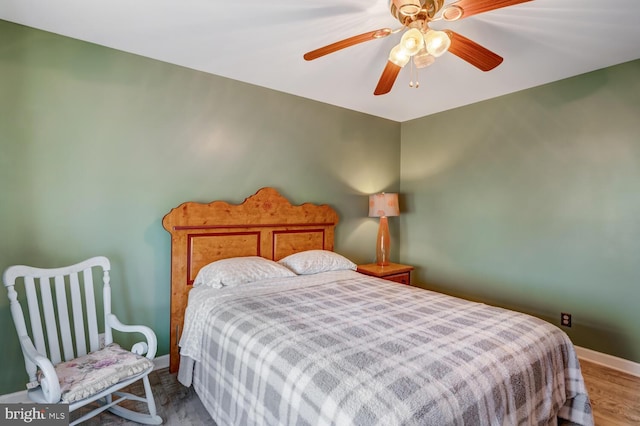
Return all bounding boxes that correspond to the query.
[357,263,414,285]
[384,272,411,285]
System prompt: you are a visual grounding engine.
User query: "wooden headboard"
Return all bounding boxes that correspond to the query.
[162,187,339,372]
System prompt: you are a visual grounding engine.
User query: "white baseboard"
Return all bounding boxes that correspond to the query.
[575,345,640,377]
[0,354,172,404]
[153,354,170,370]
[0,390,30,403]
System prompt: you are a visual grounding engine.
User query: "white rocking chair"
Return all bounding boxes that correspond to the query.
[3,256,162,425]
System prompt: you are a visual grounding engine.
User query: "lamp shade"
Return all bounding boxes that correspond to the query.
[424,30,451,57]
[400,28,425,56]
[369,193,400,217]
[388,44,411,67]
[413,49,436,68]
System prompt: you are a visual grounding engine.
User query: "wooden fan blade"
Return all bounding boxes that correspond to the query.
[374,61,402,96]
[304,28,392,61]
[445,30,503,71]
[443,0,533,21]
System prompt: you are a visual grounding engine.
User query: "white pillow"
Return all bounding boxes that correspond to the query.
[278,250,356,275]
[193,256,296,288]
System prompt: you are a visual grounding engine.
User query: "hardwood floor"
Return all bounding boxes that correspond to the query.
[74,359,639,425]
[580,360,640,426]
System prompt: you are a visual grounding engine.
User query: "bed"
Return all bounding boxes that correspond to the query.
[163,188,593,426]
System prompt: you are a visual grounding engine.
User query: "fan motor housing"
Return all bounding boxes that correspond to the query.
[390,0,445,22]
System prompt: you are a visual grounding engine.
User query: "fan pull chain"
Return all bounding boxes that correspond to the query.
[409,60,420,89]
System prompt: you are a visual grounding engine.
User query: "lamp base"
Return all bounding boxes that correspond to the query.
[376,216,391,266]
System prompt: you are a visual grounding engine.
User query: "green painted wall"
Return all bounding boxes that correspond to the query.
[2,16,637,397]
[400,59,640,363]
[0,20,400,394]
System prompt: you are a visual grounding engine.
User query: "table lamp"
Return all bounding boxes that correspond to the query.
[368,193,399,266]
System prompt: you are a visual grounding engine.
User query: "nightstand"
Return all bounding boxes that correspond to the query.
[357,263,414,285]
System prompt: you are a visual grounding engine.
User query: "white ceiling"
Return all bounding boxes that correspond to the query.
[2,0,639,122]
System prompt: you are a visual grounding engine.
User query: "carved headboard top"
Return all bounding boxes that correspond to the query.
[163,187,339,229]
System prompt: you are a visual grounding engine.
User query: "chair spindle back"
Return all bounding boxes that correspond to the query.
[3,257,112,372]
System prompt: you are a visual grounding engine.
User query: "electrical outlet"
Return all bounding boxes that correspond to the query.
[561,313,572,327]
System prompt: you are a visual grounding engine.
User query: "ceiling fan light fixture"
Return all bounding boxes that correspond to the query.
[388,44,411,67]
[400,28,425,56]
[413,49,436,68]
[424,30,451,57]
[305,0,517,96]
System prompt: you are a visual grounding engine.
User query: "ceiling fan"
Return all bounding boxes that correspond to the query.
[303,0,533,95]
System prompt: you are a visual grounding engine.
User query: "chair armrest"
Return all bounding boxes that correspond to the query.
[106,313,158,360]
[19,336,61,403]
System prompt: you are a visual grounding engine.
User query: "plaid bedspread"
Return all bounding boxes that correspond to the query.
[179,270,593,426]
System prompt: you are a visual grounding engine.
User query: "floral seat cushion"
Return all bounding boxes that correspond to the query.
[48,343,154,403]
